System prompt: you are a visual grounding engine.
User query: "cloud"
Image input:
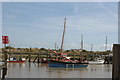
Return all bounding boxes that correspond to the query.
[7,14,16,19]
[98,2,118,18]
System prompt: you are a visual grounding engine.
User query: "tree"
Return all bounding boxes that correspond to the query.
[5,46,14,49]
[40,48,47,51]
[82,49,87,52]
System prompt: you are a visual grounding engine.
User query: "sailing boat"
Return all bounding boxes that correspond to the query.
[48,18,88,67]
[88,36,107,64]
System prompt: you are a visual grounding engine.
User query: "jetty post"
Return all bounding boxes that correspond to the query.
[112,44,120,80]
[28,47,31,62]
[37,53,40,63]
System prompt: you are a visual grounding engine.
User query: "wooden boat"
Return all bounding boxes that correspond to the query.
[7,57,26,63]
[48,54,88,67]
[48,59,88,67]
[48,18,88,67]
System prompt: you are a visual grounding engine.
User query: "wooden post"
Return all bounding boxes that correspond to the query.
[47,50,49,60]
[2,44,7,79]
[37,53,40,63]
[33,56,38,62]
[28,47,31,62]
[73,52,75,61]
[112,44,120,80]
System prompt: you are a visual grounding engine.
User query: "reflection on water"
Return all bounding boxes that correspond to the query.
[6,62,112,78]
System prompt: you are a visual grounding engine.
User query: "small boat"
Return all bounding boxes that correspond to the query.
[41,58,48,63]
[7,57,26,63]
[88,58,104,64]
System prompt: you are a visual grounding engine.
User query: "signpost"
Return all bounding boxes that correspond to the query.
[2,36,9,44]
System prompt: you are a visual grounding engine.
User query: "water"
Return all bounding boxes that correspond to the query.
[6,62,112,78]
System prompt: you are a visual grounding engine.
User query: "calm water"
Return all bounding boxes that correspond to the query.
[6,62,112,78]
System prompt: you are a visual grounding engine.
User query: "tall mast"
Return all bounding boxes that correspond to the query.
[61,18,66,53]
[81,34,83,50]
[55,42,57,50]
[91,44,93,52]
[105,36,107,51]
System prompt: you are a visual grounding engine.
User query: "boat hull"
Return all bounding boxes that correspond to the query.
[48,60,88,67]
[7,61,25,63]
[88,60,104,64]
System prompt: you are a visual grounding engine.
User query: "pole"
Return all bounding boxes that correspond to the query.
[91,44,93,52]
[105,36,107,51]
[60,18,66,60]
[8,44,10,61]
[2,44,7,79]
[112,44,120,80]
[61,18,66,52]
[81,34,83,50]
[29,47,31,62]
[55,43,57,50]
[37,53,40,63]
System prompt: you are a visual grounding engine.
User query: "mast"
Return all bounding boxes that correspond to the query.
[91,44,93,52]
[81,34,83,50]
[61,18,66,53]
[55,42,57,50]
[105,36,107,51]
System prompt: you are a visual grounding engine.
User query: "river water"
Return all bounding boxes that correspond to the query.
[6,62,112,78]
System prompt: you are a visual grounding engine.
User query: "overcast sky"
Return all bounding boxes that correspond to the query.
[2,2,118,51]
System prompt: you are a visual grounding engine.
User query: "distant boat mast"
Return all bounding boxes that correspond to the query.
[105,36,107,51]
[81,34,84,50]
[91,44,93,52]
[61,18,66,53]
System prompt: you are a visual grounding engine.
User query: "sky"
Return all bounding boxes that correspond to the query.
[2,2,118,51]
[0,2,2,48]
[1,0,120,2]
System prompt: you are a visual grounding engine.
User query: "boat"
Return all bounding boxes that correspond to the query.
[48,57,88,67]
[88,58,104,64]
[41,58,48,63]
[48,18,88,67]
[7,57,26,63]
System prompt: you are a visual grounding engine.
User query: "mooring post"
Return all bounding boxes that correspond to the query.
[2,45,7,79]
[47,50,49,61]
[37,53,40,63]
[73,52,75,61]
[28,47,31,62]
[112,44,120,80]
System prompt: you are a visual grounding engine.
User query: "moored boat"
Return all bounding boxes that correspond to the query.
[48,53,88,67]
[48,59,88,67]
[48,18,88,68]
[88,58,104,64]
[7,57,26,63]
[41,58,48,63]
